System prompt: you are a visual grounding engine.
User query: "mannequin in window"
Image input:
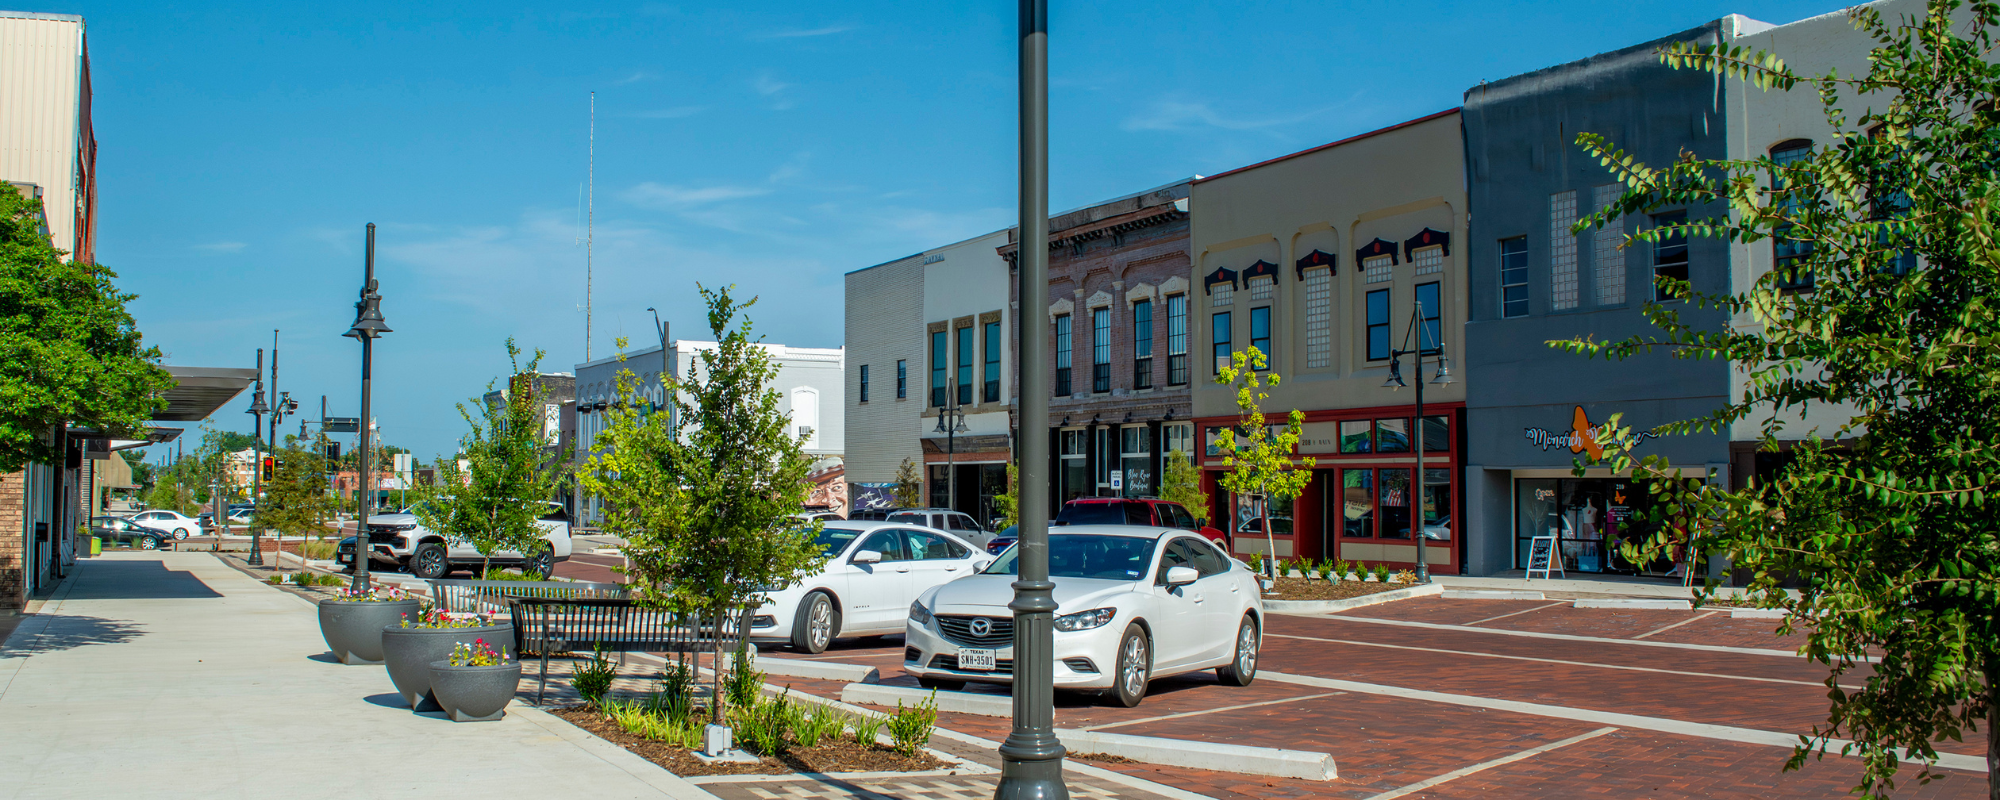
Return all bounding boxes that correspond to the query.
[1579,497,1600,539]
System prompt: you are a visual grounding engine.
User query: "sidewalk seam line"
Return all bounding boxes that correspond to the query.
[1361,727,1618,800]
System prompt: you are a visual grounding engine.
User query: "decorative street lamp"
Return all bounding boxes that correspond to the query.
[997,0,1067,797]
[263,330,296,567]
[1380,287,1454,584]
[934,394,969,513]
[245,348,269,566]
[344,223,391,591]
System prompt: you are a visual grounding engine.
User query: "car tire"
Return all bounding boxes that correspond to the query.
[1216,615,1259,687]
[917,676,964,691]
[173,528,190,541]
[139,536,159,550]
[790,591,839,654]
[1108,625,1151,708]
[410,542,450,580]
[526,545,555,580]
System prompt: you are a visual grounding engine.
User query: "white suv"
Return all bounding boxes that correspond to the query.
[886,509,994,548]
[337,501,573,579]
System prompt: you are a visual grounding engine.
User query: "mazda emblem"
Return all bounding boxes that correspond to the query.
[969,618,992,637]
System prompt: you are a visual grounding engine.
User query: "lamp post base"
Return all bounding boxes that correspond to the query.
[994,748,1070,800]
[1415,562,1430,583]
[248,531,264,566]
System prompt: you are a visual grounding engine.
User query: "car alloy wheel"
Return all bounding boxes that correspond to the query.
[527,546,554,579]
[1218,616,1259,686]
[790,591,838,654]
[1111,626,1150,707]
[411,543,448,580]
[139,536,159,550]
[173,528,189,541]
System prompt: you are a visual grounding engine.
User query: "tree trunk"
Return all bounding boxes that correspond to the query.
[1988,660,1997,800]
[710,608,725,724]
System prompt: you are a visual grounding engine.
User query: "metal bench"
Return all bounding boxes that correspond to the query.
[505,597,752,705]
[425,579,626,616]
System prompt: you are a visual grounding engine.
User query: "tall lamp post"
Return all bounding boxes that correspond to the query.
[265,329,297,566]
[997,0,1066,797]
[934,395,968,513]
[344,223,391,591]
[1379,288,1453,584]
[246,349,269,564]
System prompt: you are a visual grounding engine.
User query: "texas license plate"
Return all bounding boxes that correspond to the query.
[957,648,996,671]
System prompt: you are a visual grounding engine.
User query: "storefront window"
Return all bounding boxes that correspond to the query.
[1515,478,1660,574]
[1340,469,1373,537]
[1094,427,1112,495]
[1059,430,1088,505]
[1340,420,1372,454]
[1119,426,1153,498]
[1163,423,1193,461]
[1422,468,1451,540]
[1422,415,1450,452]
[1379,468,1412,539]
[928,464,950,509]
[1376,418,1411,453]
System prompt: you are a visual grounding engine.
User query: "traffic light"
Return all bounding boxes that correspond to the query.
[324,441,341,461]
[261,456,275,482]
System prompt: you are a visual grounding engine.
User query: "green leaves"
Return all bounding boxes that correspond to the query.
[1214,346,1315,534]
[412,339,570,569]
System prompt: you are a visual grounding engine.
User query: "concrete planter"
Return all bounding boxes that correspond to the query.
[426,660,523,722]
[316,599,420,665]
[381,623,514,712]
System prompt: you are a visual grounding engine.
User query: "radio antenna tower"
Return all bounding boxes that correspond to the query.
[586,90,596,361]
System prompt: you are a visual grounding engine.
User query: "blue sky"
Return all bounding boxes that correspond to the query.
[74,0,1842,462]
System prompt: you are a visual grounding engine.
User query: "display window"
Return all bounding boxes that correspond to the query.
[1514,477,1676,574]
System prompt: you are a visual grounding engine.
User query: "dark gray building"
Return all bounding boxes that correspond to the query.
[1460,20,1742,578]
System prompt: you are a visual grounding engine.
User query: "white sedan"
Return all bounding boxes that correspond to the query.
[128,509,201,540]
[905,525,1263,707]
[752,520,991,654]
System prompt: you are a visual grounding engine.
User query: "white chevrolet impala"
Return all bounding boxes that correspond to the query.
[904,526,1262,707]
[752,520,991,654]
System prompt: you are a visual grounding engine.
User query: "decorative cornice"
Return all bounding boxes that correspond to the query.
[1357,238,1400,266]
[1203,267,1238,295]
[1242,260,1279,283]
[1403,227,1451,259]
[1295,249,1337,280]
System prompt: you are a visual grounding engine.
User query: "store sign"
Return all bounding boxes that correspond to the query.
[1524,406,1659,457]
[1296,422,1341,455]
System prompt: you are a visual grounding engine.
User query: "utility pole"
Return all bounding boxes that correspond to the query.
[585,91,595,361]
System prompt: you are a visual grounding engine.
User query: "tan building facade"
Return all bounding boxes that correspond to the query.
[1190,109,1469,570]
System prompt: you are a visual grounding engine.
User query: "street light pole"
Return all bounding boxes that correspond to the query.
[247,349,269,565]
[344,223,392,591]
[935,396,968,513]
[997,0,1066,797]
[1381,290,1453,584]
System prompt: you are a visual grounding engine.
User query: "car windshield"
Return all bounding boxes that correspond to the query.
[815,526,863,555]
[981,534,1156,580]
[1055,502,1147,526]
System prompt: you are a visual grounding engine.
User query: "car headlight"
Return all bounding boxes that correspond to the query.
[908,600,933,625]
[1054,608,1115,632]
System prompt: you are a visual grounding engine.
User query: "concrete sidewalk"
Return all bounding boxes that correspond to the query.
[0,551,715,799]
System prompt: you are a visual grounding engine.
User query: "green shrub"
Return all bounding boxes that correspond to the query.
[648,661,695,723]
[731,691,795,756]
[886,691,938,756]
[479,567,545,582]
[572,645,617,706]
[1247,552,1265,577]
[724,647,764,710]
[850,712,884,746]
[795,704,841,748]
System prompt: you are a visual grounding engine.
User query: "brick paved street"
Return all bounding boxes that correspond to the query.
[786,594,1989,799]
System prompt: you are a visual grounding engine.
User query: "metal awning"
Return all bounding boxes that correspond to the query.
[155,365,258,422]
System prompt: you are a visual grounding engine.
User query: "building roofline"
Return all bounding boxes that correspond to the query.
[0,10,83,24]
[1194,108,1461,184]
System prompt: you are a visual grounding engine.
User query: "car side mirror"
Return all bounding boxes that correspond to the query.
[1165,566,1199,587]
[852,550,882,564]
[1196,518,1209,529]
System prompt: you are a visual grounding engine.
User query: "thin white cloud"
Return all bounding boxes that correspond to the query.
[194,241,247,253]
[753,24,857,40]
[752,73,791,97]
[614,71,658,85]
[621,182,771,209]
[1121,99,1332,133]
[631,106,705,119]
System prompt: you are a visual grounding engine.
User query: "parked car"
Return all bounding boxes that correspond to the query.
[885,508,994,547]
[752,520,992,654]
[846,507,901,522]
[1054,497,1226,543]
[986,525,1017,554]
[1233,517,1294,536]
[793,510,845,523]
[336,501,572,579]
[906,525,1261,707]
[88,516,174,550]
[127,509,200,540]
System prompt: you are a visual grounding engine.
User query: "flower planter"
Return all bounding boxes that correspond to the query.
[427,660,523,722]
[382,623,514,712]
[316,598,420,665]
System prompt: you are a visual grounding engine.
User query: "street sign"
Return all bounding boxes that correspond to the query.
[325,417,360,433]
[1109,470,1123,491]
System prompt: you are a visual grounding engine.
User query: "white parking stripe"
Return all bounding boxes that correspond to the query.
[1267,633,1857,689]
[1632,610,1719,640]
[1078,691,1344,731]
[1317,615,1811,659]
[1463,600,1570,627]
[1363,727,1619,800]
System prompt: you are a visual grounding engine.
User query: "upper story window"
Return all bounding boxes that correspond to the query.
[1303,266,1332,369]
[929,329,948,407]
[859,364,870,403]
[1248,275,1274,301]
[1210,282,1234,307]
[1549,190,1579,310]
[1364,255,1393,284]
[1416,282,1441,350]
[1249,306,1272,366]
[982,320,1001,403]
[956,325,974,405]
[1132,299,1154,391]
[1211,311,1232,375]
[1166,294,1188,386]
[1411,246,1443,276]
[1651,211,1690,300]
[1771,139,1815,291]
[1591,184,1626,306]
[1091,307,1111,393]
[896,360,907,399]
[1365,290,1390,361]
[1054,314,1073,397]
[1499,237,1529,318]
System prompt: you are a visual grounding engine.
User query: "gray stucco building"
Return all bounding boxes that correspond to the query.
[1460,19,1761,577]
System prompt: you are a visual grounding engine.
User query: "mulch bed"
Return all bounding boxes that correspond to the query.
[1261,577,1406,602]
[1068,751,1137,764]
[548,704,950,777]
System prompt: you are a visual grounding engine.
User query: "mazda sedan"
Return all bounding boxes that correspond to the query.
[904,526,1262,707]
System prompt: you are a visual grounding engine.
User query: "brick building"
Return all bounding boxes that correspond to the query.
[1003,181,1198,514]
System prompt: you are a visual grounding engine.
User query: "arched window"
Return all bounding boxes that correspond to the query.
[1770,139,1815,290]
[790,387,821,448]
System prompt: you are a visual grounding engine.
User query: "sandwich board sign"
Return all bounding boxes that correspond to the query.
[1526,535,1563,580]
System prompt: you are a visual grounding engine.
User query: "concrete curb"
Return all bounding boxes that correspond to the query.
[1441,589,1546,600]
[1573,598,1692,610]
[841,683,1010,716]
[1056,728,1336,781]
[1264,582,1443,614]
[754,656,880,683]
[1729,608,1787,619]
[513,705,724,799]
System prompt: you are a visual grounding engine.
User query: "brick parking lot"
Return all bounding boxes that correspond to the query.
[762,595,1988,799]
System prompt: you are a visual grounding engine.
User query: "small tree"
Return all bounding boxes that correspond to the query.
[1557,4,2000,795]
[1214,346,1313,573]
[892,458,924,509]
[580,286,826,721]
[411,340,569,577]
[258,443,337,552]
[1158,449,1211,525]
[989,463,1019,530]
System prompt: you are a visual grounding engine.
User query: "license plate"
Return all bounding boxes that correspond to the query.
[957,648,996,671]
